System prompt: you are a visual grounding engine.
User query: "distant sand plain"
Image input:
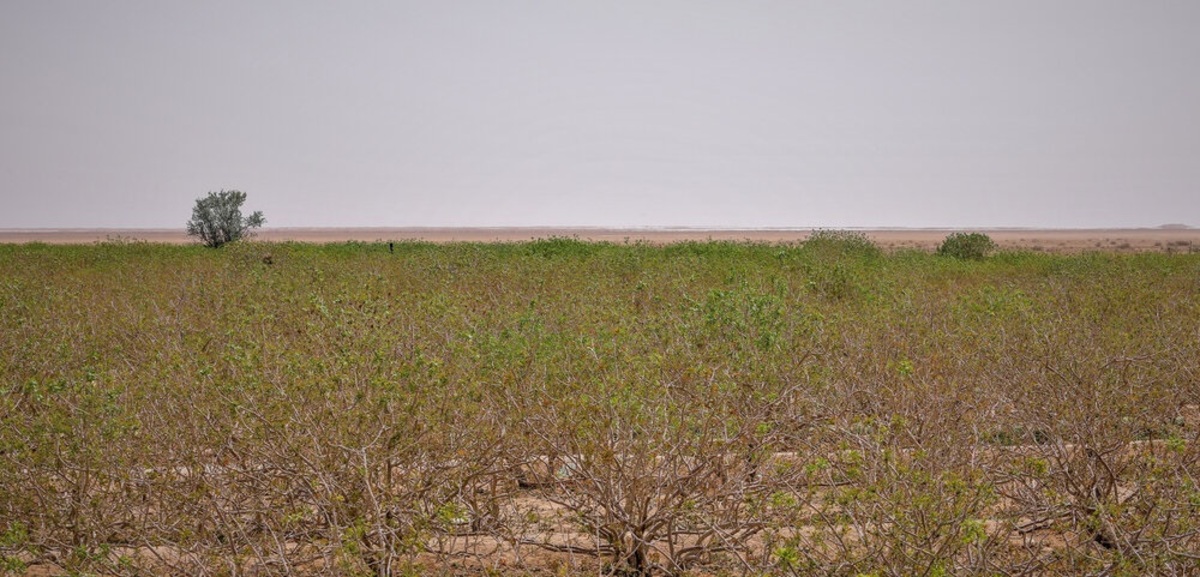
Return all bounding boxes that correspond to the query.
[1,227,1198,253]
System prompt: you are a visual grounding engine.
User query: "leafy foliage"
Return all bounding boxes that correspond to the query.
[2,241,1198,575]
[801,229,883,259]
[937,232,997,260]
[185,189,265,248]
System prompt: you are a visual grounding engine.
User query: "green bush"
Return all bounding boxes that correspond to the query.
[937,232,996,260]
[802,229,882,259]
[185,190,265,248]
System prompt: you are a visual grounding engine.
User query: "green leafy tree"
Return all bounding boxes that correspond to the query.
[186,190,265,248]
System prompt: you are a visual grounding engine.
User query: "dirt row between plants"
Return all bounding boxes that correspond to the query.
[16,404,1200,576]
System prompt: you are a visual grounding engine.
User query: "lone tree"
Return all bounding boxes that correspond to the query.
[186,190,265,248]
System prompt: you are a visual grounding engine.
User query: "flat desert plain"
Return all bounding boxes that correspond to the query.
[1,227,1198,252]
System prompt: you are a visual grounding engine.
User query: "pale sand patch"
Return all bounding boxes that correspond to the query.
[1,227,1197,253]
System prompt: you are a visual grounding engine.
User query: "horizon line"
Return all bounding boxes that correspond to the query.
[0,224,1194,233]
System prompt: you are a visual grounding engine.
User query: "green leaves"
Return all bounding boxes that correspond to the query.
[185,189,265,248]
[937,232,997,260]
[2,241,1199,575]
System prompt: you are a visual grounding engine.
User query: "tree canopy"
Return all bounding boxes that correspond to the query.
[186,190,265,248]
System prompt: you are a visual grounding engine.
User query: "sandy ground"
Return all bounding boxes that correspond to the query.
[1,227,1198,253]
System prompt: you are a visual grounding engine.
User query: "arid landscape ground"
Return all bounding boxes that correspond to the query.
[3,231,1198,576]
[2,226,1199,253]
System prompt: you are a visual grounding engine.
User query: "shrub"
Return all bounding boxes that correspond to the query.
[801,229,881,259]
[186,190,265,248]
[937,232,996,260]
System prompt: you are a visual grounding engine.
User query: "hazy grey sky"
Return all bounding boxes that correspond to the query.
[2,1,1197,229]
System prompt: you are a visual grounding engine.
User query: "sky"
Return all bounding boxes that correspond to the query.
[1,1,1198,229]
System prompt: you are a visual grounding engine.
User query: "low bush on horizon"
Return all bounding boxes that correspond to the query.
[802,228,883,259]
[1,239,1198,576]
[937,231,998,260]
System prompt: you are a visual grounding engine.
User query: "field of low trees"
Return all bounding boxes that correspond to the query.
[2,235,1198,576]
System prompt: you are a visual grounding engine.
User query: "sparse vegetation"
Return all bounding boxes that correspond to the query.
[2,239,1198,576]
